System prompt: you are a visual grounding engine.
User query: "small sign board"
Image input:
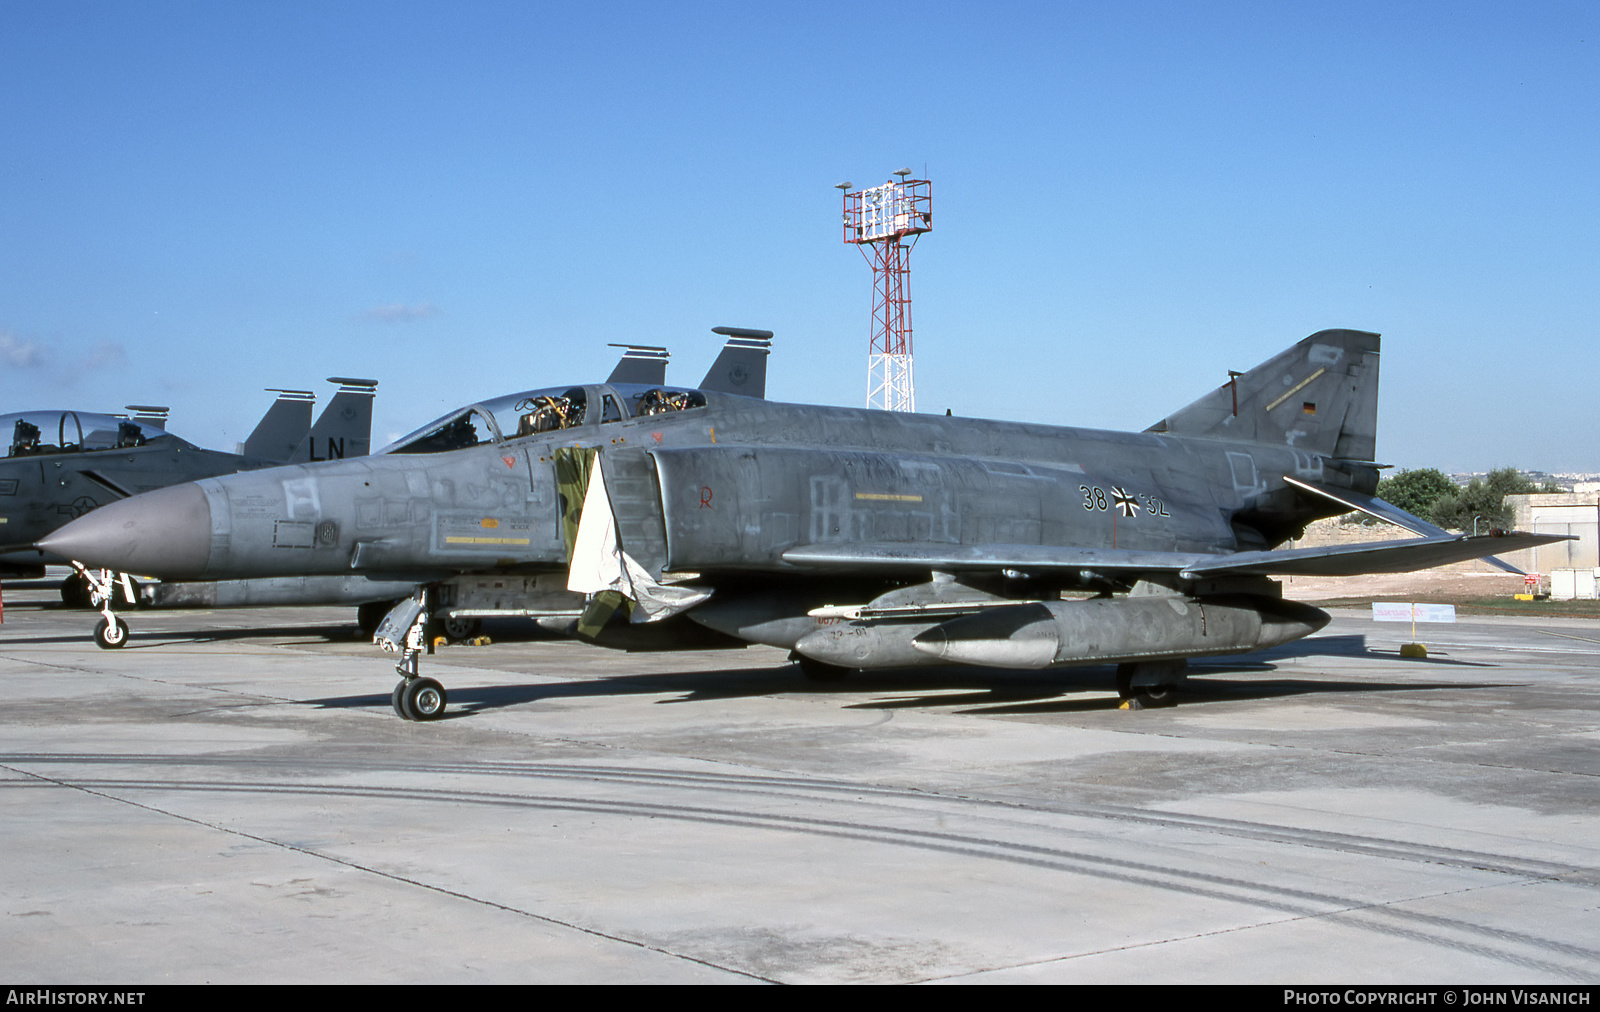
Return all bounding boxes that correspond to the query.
[1372,603,1456,624]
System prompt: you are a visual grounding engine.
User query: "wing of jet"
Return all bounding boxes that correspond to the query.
[41,326,1574,718]
[780,530,1557,578]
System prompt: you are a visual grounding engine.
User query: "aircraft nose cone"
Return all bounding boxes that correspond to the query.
[39,483,212,579]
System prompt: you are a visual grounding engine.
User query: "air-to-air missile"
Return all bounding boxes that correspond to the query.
[41,327,1569,718]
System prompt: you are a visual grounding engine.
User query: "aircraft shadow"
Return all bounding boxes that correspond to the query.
[301,631,1515,718]
[0,623,369,648]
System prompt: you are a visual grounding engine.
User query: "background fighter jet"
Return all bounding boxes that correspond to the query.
[43,328,1568,719]
[2,377,377,604]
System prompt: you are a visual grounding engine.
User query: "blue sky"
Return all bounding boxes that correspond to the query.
[2,1,1595,471]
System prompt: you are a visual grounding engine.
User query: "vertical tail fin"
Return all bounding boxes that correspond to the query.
[606,344,670,386]
[290,377,377,463]
[1146,329,1381,460]
[242,389,314,462]
[124,405,170,427]
[699,327,772,397]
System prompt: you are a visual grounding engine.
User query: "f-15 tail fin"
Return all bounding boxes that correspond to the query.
[243,389,314,462]
[1147,329,1381,460]
[699,327,772,398]
[607,344,670,386]
[289,377,377,463]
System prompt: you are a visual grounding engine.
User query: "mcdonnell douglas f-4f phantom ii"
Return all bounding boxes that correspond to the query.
[42,327,1568,717]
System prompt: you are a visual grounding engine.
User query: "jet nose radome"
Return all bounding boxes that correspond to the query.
[39,483,213,579]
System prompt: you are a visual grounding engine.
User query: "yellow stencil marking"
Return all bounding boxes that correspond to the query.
[1265,368,1326,412]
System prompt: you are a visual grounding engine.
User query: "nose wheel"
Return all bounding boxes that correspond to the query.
[93,615,130,649]
[393,676,448,721]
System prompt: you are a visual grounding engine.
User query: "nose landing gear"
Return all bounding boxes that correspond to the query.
[375,590,450,721]
[72,563,139,650]
[392,675,448,720]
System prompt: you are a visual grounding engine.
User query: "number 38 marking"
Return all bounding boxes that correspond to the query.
[1080,485,1107,511]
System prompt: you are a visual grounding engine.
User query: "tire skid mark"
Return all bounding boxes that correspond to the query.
[4,758,1596,979]
[5,753,1585,879]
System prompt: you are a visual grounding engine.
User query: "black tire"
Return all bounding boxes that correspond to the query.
[440,615,481,640]
[1133,686,1177,709]
[93,616,129,650]
[61,573,94,610]
[402,677,448,720]
[797,657,852,682]
[392,679,413,720]
[1115,663,1136,699]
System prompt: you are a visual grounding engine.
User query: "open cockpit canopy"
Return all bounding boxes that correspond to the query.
[380,383,708,455]
[3,411,174,458]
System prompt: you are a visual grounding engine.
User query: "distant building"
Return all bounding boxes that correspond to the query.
[1502,493,1600,573]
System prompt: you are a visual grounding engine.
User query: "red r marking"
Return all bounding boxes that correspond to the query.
[699,486,713,509]
[651,432,663,443]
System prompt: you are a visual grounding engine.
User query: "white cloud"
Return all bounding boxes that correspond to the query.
[363,302,441,324]
[0,331,47,368]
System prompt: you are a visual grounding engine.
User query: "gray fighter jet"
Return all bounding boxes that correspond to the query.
[32,347,676,646]
[2,378,377,604]
[41,328,1568,718]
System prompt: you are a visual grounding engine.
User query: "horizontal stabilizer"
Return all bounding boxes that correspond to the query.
[1285,477,1450,538]
[782,530,1573,579]
[1185,531,1570,577]
[607,344,670,386]
[1286,476,1523,574]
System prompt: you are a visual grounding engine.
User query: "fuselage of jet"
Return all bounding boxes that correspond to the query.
[39,382,1372,585]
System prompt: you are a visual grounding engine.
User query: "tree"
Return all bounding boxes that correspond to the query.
[1427,467,1561,532]
[1375,469,1457,517]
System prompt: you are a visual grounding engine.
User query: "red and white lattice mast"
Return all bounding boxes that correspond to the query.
[839,169,932,412]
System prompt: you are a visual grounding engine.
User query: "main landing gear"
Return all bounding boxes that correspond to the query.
[1116,659,1188,709]
[375,590,450,721]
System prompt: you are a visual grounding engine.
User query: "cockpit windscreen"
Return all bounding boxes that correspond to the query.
[379,383,708,455]
[3,411,170,458]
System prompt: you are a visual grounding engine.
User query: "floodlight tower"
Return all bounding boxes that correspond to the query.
[839,169,932,412]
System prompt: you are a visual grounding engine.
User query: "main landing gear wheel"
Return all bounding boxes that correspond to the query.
[1123,685,1177,709]
[93,616,130,650]
[1116,661,1185,709]
[440,615,482,640]
[395,677,448,721]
